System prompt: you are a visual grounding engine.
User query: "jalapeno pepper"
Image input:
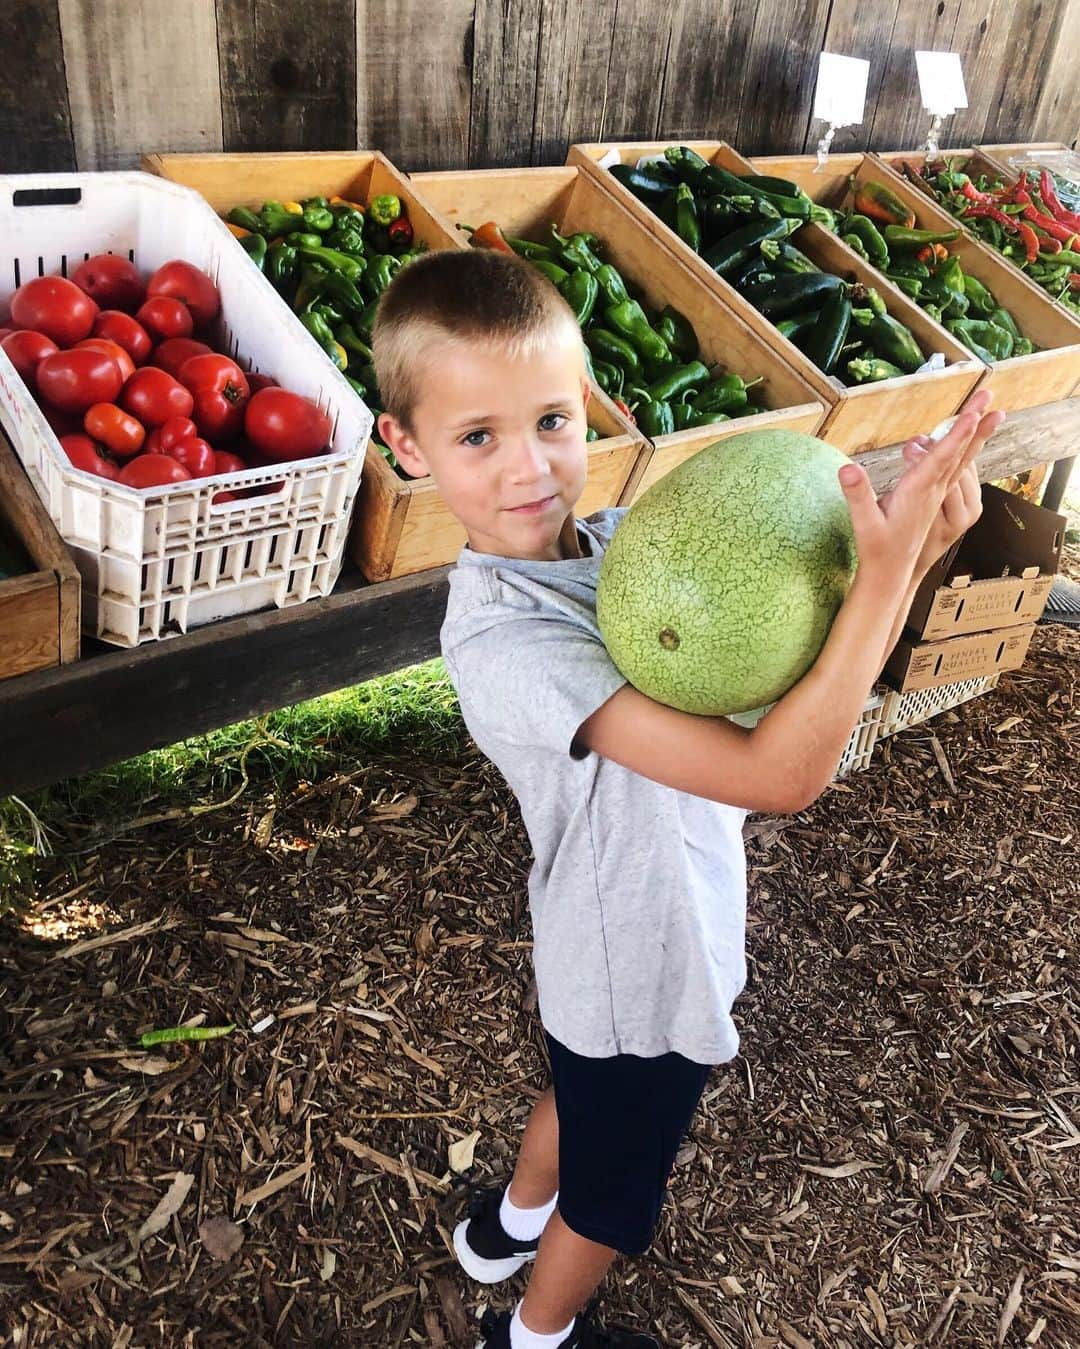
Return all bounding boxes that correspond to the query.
[560,269,599,325]
[297,243,365,283]
[335,321,374,360]
[507,236,556,261]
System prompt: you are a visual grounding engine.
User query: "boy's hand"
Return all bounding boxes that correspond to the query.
[837,390,1004,591]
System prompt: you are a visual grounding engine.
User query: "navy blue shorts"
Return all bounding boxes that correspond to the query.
[546,1032,711,1255]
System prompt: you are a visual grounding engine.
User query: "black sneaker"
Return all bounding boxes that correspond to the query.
[453,1187,541,1284]
[476,1300,660,1348]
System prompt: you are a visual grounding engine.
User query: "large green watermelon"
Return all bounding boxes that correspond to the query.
[596,430,858,716]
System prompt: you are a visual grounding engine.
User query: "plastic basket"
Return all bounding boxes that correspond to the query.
[0,172,371,646]
[878,675,1000,740]
[730,690,887,778]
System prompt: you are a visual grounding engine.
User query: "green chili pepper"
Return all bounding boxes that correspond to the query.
[961,273,996,316]
[594,264,629,308]
[888,258,931,280]
[362,254,398,300]
[260,201,306,236]
[139,1024,235,1048]
[507,236,556,261]
[647,360,710,403]
[345,373,371,400]
[636,397,676,437]
[532,259,572,287]
[947,318,1013,361]
[311,267,368,315]
[227,205,267,235]
[605,300,673,367]
[691,372,761,414]
[300,311,347,369]
[239,232,268,269]
[297,243,365,282]
[302,204,334,232]
[850,310,925,372]
[1012,336,1035,356]
[560,269,599,326]
[887,274,923,298]
[551,227,603,275]
[882,223,961,248]
[842,233,870,260]
[847,357,905,384]
[266,242,300,299]
[369,194,402,227]
[657,306,698,361]
[335,321,374,359]
[586,328,641,379]
[843,214,890,267]
[673,183,702,253]
[590,358,624,396]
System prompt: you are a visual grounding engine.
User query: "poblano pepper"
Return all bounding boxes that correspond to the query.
[604,300,673,367]
[266,242,300,299]
[531,259,571,287]
[261,200,306,236]
[586,328,641,379]
[560,269,600,326]
[646,360,710,402]
[239,232,268,269]
[635,397,676,437]
[947,318,1014,361]
[658,306,698,361]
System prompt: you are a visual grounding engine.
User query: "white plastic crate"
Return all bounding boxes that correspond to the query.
[0,172,372,646]
[729,689,887,778]
[878,675,1000,741]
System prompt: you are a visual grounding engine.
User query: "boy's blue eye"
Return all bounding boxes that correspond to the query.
[462,430,490,448]
[538,413,567,432]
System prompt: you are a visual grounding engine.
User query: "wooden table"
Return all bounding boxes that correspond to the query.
[1,399,1077,798]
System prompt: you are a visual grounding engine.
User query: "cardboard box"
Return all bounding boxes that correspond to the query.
[884,624,1036,693]
[905,485,1065,640]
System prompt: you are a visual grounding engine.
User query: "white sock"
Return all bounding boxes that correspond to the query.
[499,1187,558,1242]
[509,1303,575,1349]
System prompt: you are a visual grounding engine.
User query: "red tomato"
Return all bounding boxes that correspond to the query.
[10,276,98,347]
[158,415,199,452]
[37,349,123,414]
[169,436,216,478]
[118,454,192,489]
[212,490,239,504]
[146,261,220,328]
[121,367,194,427]
[244,388,331,461]
[84,402,145,458]
[143,428,162,456]
[136,296,194,342]
[247,372,278,394]
[1,330,59,390]
[0,327,13,341]
[75,337,135,384]
[179,353,250,444]
[60,433,119,480]
[151,336,212,379]
[70,254,145,312]
[93,310,152,365]
[213,449,248,475]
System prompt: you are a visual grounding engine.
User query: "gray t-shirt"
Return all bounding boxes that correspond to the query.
[440,509,749,1065]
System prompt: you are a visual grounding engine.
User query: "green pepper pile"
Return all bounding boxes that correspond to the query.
[610,146,931,386]
[898,160,1080,319]
[827,200,1035,364]
[469,218,766,437]
[226,193,426,468]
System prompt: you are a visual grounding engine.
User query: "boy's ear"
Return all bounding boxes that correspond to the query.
[377,411,429,478]
[581,374,591,410]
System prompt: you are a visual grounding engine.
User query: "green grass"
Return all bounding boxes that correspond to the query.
[1,659,464,912]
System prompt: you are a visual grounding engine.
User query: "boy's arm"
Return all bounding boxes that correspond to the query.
[577,398,1001,814]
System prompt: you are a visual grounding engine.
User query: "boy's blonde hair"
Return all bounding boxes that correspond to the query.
[373,250,583,430]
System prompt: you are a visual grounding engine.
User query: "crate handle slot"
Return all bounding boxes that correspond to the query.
[13,187,82,208]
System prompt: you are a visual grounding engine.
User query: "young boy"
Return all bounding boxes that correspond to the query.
[373,250,1001,1349]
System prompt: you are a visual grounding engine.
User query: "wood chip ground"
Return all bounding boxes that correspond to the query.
[2,605,1077,1346]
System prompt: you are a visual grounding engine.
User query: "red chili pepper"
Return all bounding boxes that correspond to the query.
[963,202,1018,231]
[1037,234,1064,255]
[1038,168,1080,232]
[1016,197,1077,242]
[960,180,994,205]
[1015,220,1041,263]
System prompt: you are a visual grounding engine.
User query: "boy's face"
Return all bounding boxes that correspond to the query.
[377,330,591,562]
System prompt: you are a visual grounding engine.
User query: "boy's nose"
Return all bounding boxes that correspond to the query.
[508,437,551,483]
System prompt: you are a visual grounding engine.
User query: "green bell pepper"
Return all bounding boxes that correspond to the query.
[369,194,402,227]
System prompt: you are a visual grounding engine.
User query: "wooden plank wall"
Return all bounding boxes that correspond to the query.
[1,0,1077,176]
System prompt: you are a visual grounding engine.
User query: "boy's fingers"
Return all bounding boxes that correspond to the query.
[947,409,1004,487]
[838,462,880,533]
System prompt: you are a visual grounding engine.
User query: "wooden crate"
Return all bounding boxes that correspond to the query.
[142,149,464,254]
[411,165,825,496]
[569,141,984,454]
[977,142,1072,176]
[748,152,1080,412]
[351,397,644,582]
[0,431,80,681]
